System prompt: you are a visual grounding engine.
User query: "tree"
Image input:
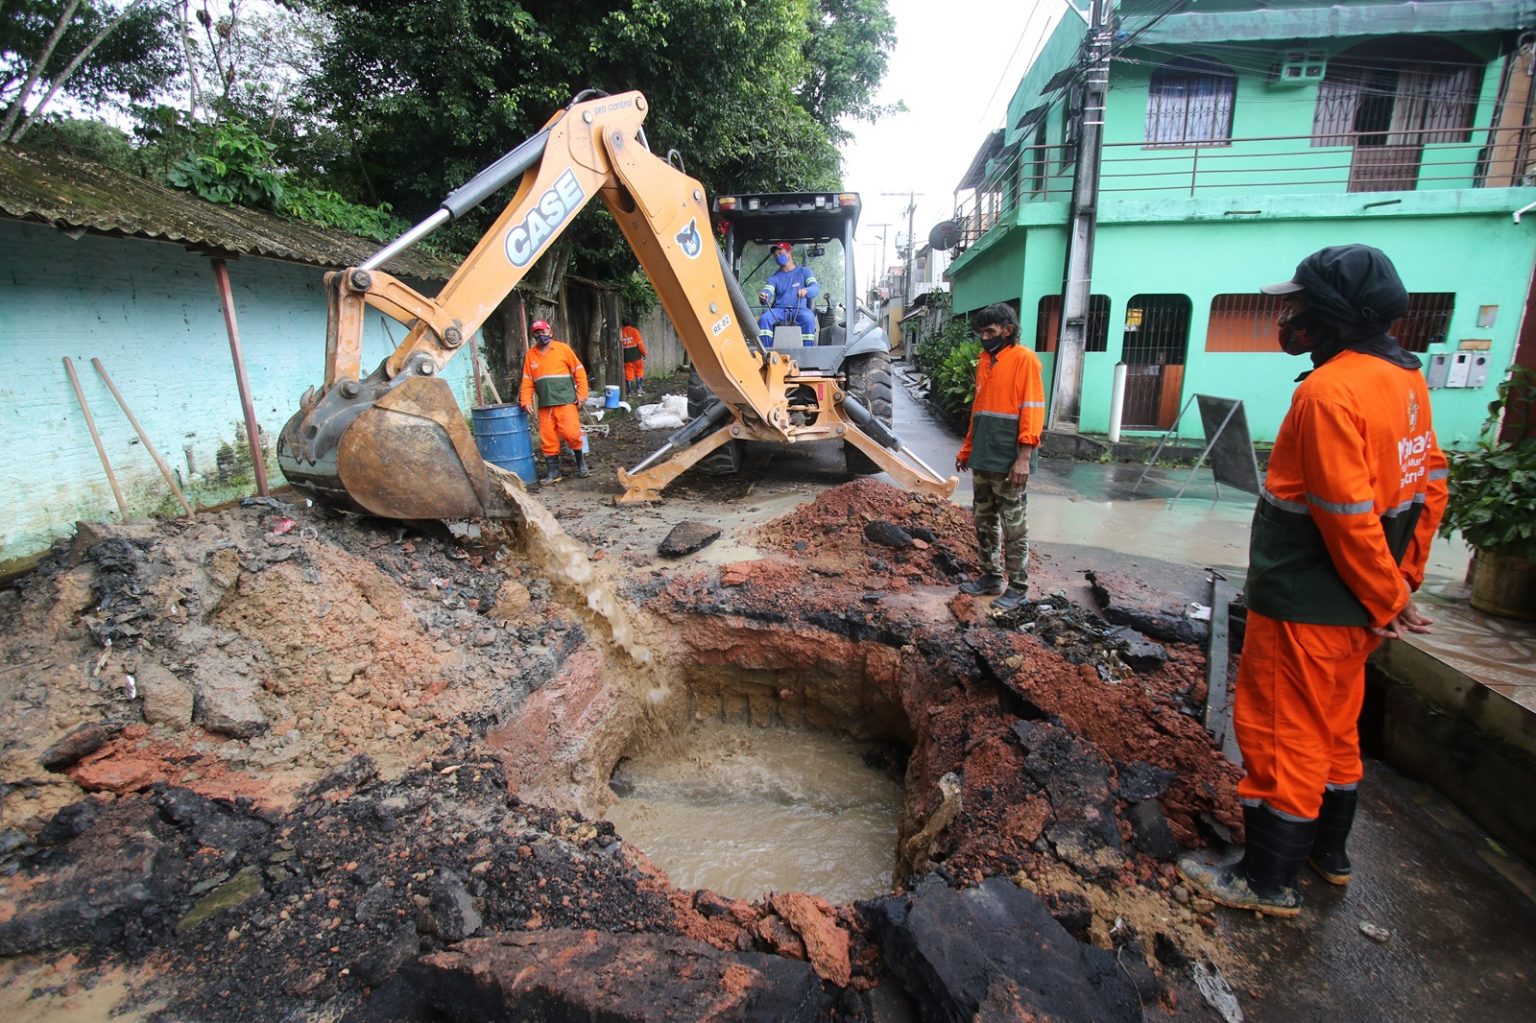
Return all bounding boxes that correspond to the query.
[297,0,894,275]
[1,0,179,142]
[799,0,899,143]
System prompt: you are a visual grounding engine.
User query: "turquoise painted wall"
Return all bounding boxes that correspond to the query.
[0,222,471,565]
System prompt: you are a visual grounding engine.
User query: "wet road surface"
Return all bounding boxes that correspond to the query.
[883,368,1536,1022]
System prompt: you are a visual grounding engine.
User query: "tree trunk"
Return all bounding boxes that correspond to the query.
[13,0,153,143]
[1,0,82,140]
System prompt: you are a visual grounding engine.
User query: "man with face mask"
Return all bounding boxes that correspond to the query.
[1178,245,1448,918]
[954,303,1045,612]
[519,319,591,484]
[756,242,821,348]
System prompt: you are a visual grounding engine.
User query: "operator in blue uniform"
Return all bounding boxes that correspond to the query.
[757,242,820,348]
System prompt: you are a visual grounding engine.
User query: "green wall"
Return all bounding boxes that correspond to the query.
[945,16,1536,449]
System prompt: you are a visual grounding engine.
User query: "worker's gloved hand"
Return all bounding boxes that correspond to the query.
[955,456,969,474]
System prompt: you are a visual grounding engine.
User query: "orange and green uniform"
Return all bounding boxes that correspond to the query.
[957,342,1046,581]
[519,339,589,457]
[621,325,647,383]
[1237,349,1447,820]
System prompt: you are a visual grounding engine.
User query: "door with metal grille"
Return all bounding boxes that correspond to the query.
[1121,295,1191,430]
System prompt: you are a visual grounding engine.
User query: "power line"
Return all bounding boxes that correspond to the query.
[980,0,1053,127]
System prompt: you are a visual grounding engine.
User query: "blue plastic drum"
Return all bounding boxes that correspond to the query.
[471,403,537,484]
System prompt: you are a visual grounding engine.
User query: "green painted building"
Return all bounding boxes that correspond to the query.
[944,0,1536,447]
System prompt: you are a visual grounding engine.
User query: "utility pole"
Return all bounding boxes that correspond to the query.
[866,222,892,307]
[881,192,921,306]
[1049,0,1112,433]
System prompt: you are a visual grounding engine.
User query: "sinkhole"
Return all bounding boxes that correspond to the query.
[605,723,905,904]
[601,659,913,905]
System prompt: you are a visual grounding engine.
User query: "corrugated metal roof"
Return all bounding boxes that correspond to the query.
[0,146,457,280]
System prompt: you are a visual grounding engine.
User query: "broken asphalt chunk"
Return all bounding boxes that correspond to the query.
[658,520,722,558]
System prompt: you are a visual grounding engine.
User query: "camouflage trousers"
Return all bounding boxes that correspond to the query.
[972,470,1029,581]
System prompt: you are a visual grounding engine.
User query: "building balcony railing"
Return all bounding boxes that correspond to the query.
[949,124,1536,253]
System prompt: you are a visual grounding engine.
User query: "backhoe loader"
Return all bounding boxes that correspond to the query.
[277,90,956,518]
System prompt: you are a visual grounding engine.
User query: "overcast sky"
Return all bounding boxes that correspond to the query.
[839,0,1072,297]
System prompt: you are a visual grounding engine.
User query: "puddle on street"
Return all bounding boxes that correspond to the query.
[604,723,903,904]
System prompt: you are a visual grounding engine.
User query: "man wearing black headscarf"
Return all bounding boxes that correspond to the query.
[1179,245,1448,917]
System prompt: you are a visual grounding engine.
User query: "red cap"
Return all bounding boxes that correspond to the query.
[772,241,793,253]
[531,319,551,334]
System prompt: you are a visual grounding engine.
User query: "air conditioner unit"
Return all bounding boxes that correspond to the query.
[1271,51,1327,86]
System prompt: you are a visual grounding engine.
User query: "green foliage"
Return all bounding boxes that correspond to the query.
[914,315,972,378]
[931,339,981,417]
[281,184,407,242]
[1441,366,1536,560]
[297,0,894,274]
[618,270,659,318]
[161,117,405,240]
[165,119,285,209]
[16,117,144,171]
[799,0,900,143]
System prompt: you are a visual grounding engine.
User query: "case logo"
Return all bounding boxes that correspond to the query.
[505,170,585,267]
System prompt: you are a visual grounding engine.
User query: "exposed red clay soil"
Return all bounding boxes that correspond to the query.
[1,478,1243,1021]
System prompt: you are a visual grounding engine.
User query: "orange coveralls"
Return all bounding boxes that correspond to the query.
[518,340,589,457]
[621,325,647,383]
[1237,350,1447,819]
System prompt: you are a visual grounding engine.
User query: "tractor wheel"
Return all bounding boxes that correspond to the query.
[686,367,741,476]
[843,350,894,474]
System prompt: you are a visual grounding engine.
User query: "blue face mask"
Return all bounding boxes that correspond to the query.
[774,251,790,267]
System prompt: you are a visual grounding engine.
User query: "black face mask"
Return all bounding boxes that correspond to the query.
[1278,307,1336,357]
[981,331,1015,356]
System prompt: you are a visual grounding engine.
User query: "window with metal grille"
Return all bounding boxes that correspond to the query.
[1036,294,1110,353]
[1145,58,1235,148]
[1207,294,1284,352]
[1311,38,1482,148]
[1393,292,1454,352]
[1204,292,1454,353]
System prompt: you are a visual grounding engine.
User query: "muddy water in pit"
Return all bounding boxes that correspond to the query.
[604,724,903,904]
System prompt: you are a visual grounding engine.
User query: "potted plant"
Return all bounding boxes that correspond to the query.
[1440,366,1536,619]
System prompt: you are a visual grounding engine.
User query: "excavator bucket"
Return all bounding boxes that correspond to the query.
[278,373,515,521]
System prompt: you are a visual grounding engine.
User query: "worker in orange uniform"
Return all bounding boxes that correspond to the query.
[954,303,1046,612]
[1179,245,1448,918]
[519,319,590,484]
[620,318,647,398]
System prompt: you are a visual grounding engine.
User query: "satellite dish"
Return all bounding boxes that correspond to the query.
[928,219,962,251]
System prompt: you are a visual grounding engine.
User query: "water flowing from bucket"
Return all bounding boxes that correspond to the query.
[493,473,673,712]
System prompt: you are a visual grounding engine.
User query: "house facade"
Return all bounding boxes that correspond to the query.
[0,148,467,569]
[943,0,1536,447]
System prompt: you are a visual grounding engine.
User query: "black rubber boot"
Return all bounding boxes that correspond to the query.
[539,456,562,486]
[992,586,1029,611]
[1308,787,1359,886]
[1177,804,1316,918]
[574,450,591,478]
[959,574,1006,596]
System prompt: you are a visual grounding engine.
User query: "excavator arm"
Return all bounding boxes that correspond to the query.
[277,91,954,518]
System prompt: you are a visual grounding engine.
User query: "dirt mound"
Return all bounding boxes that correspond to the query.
[758,478,979,588]
[0,503,574,835]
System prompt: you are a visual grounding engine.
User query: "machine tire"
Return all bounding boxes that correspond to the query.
[843,350,894,474]
[686,368,741,476]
